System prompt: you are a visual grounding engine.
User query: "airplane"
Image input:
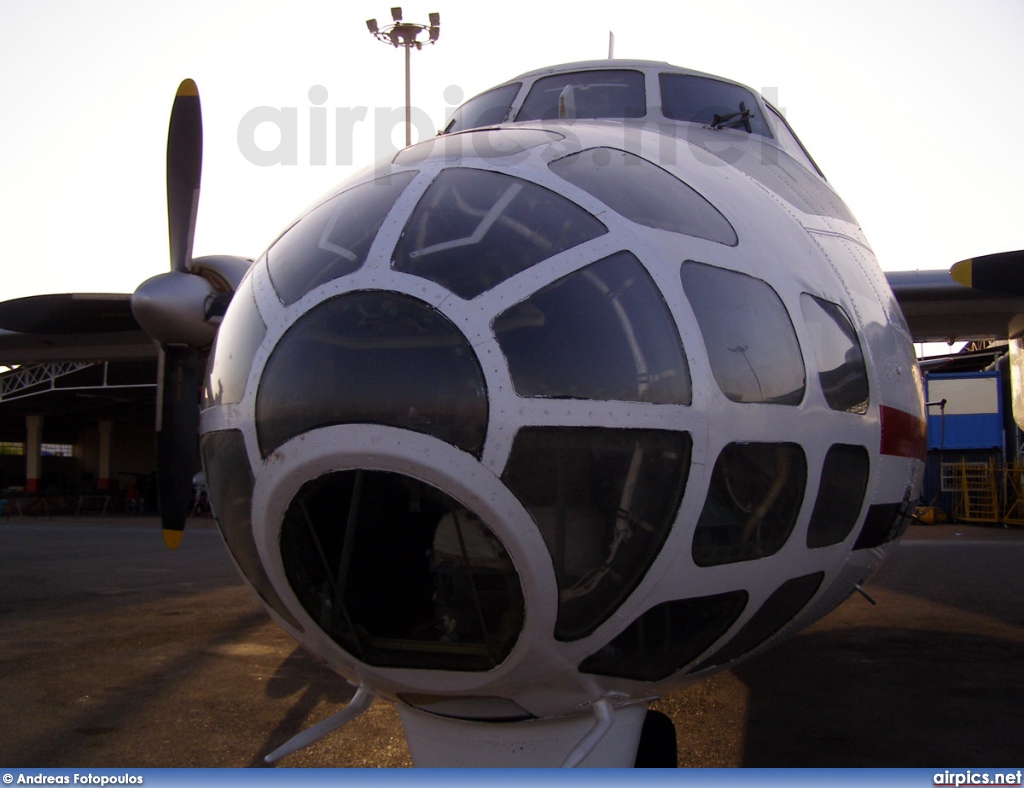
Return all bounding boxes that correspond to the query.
[1,58,1023,767]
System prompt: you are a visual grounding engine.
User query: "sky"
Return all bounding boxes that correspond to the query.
[1,0,1022,303]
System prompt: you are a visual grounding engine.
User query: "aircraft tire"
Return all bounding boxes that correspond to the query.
[633,709,678,767]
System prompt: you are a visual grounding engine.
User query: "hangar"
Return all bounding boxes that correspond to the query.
[0,298,161,514]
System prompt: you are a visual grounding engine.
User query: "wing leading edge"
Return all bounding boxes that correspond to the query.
[887,250,1024,434]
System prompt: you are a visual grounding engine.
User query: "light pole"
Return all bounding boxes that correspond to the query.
[366,8,440,148]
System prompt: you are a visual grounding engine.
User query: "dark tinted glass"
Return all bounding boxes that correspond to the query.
[692,442,807,566]
[494,251,691,404]
[549,149,737,245]
[800,294,869,414]
[280,470,523,671]
[203,274,265,408]
[694,572,823,671]
[443,83,520,133]
[267,171,416,305]
[516,70,646,122]
[765,104,823,176]
[681,262,805,405]
[502,427,691,641]
[579,591,748,681]
[393,168,607,298]
[256,292,487,456]
[200,429,302,630]
[807,444,870,548]
[660,74,770,136]
[855,499,914,550]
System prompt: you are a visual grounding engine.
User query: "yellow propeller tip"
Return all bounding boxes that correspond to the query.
[162,529,184,549]
[176,78,199,98]
[950,259,973,288]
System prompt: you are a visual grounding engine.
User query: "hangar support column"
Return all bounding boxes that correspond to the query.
[25,414,43,493]
[98,420,113,491]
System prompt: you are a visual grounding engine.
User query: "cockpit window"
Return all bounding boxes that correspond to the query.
[443,83,521,134]
[502,427,692,641]
[515,70,646,122]
[693,572,823,671]
[806,444,870,548]
[280,469,524,671]
[659,74,770,137]
[763,104,824,177]
[256,292,487,457]
[680,262,806,406]
[267,171,416,305]
[203,273,264,409]
[691,442,807,567]
[799,294,869,414]
[201,429,303,632]
[494,251,691,404]
[392,168,607,299]
[549,148,737,246]
[579,591,748,681]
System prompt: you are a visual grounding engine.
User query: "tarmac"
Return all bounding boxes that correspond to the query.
[1,515,1022,768]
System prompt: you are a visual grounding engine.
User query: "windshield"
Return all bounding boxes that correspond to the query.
[660,74,770,136]
[443,83,520,134]
[516,70,646,122]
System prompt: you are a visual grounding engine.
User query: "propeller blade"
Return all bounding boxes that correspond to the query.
[166,79,203,274]
[155,346,201,548]
[950,250,1024,295]
[148,78,206,547]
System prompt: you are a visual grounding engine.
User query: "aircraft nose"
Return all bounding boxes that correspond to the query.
[245,289,526,671]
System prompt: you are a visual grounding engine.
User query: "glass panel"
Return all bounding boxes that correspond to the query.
[392,168,607,298]
[267,171,416,305]
[659,74,770,136]
[549,149,737,246]
[579,591,748,681]
[502,427,692,641]
[764,104,823,176]
[256,292,487,456]
[692,442,807,567]
[516,70,646,122]
[279,470,524,671]
[694,572,823,671]
[494,251,691,404]
[807,444,870,548]
[200,429,302,631]
[443,83,521,134]
[855,497,914,550]
[680,262,805,405]
[203,274,265,409]
[800,294,869,414]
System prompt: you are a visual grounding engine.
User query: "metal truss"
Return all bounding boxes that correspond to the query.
[0,362,153,403]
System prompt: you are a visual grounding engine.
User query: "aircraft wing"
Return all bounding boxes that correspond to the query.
[887,251,1024,433]
[886,251,1024,344]
[0,293,156,364]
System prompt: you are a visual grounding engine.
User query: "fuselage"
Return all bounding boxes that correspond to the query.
[198,59,926,765]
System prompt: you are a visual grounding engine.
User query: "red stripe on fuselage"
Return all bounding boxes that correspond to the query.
[879,404,927,460]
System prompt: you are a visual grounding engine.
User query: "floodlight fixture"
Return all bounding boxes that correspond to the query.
[366,10,442,147]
